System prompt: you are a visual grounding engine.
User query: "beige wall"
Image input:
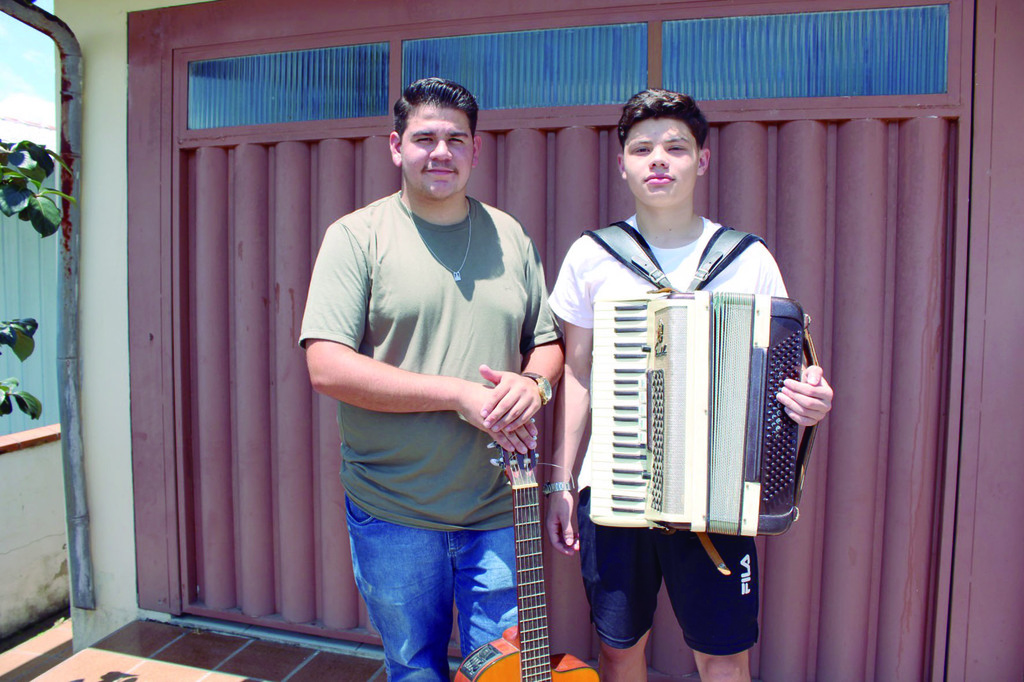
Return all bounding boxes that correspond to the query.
[0,441,68,638]
[53,0,214,651]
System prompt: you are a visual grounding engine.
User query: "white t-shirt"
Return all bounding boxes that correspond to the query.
[548,216,789,487]
[550,216,787,328]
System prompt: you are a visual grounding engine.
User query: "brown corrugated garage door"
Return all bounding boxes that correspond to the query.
[127,1,982,679]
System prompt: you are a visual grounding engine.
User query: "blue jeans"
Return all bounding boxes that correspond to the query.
[345,496,517,681]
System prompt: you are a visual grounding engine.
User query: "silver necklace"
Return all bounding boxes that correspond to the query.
[421,210,472,282]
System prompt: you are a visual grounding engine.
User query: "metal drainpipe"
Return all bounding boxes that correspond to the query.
[1,0,94,609]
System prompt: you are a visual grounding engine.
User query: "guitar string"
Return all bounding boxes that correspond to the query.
[514,486,553,673]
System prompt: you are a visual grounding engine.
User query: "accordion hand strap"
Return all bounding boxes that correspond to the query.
[794,318,821,506]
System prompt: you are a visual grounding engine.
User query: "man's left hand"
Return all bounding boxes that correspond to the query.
[478,364,543,434]
[777,365,833,427]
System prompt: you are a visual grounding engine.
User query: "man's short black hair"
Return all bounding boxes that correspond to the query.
[617,89,709,149]
[393,77,479,137]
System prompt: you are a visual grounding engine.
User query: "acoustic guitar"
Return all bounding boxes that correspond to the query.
[455,449,598,682]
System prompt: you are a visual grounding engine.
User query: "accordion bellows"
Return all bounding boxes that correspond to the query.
[589,291,808,536]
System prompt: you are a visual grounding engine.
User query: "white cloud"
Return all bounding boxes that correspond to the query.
[0,93,57,147]
[0,93,55,122]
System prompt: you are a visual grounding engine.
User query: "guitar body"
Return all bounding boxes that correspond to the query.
[455,626,598,682]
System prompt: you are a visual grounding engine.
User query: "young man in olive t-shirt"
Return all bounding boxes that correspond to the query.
[300,78,563,680]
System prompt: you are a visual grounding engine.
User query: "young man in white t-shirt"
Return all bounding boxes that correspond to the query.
[545,89,833,682]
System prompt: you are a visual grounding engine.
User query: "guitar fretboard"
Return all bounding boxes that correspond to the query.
[513,484,553,682]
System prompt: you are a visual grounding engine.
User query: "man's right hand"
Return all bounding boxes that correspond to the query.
[545,489,579,555]
[457,382,538,454]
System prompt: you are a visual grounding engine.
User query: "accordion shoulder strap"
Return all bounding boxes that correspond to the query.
[583,221,764,292]
[688,227,764,291]
[583,221,673,290]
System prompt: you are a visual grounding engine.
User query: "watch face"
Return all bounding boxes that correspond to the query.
[536,377,552,403]
[525,373,552,404]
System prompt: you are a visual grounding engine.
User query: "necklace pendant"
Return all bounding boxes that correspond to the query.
[453,271,462,282]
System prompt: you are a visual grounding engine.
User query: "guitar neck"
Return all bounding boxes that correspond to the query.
[512,483,553,681]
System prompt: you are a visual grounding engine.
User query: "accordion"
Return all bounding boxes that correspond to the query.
[588,291,817,536]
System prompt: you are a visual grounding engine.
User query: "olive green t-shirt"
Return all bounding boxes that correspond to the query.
[299,192,560,530]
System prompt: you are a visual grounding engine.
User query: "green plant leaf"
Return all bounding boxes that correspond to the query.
[24,195,62,237]
[8,150,48,185]
[39,188,75,203]
[0,319,38,361]
[0,378,16,416]
[13,318,39,337]
[12,390,42,419]
[0,379,42,419]
[12,330,35,361]
[0,182,33,215]
[7,148,35,170]
[46,148,69,171]
[17,141,56,179]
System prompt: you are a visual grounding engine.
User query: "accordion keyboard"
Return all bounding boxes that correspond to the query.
[589,298,654,527]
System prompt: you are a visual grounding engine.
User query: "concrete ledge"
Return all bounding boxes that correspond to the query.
[0,423,61,455]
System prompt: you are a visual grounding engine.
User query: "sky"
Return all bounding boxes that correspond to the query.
[0,0,57,144]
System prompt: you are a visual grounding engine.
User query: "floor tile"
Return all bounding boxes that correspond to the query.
[0,649,57,681]
[201,672,257,681]
[11,620,72,658]
[0,650,36,676]
[1,619,389,682]
[130,658,212,681]
[216,640,312,681]
[32,649,144,681]
[95,621,187,658]
[153,630,249,670]
[287,651,384,682]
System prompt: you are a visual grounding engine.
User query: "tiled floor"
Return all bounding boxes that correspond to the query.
[0,618,74,682]
[0,619,388,681]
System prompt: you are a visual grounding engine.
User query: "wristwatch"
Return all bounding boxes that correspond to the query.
[522,372,553,406]
[542,481,574,495]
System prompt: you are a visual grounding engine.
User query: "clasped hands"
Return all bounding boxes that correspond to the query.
[459,364,543,454]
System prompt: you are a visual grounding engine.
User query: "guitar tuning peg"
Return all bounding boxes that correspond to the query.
[486,441,498,449]
[489,458,503,468]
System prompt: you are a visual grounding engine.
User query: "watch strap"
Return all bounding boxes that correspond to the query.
[543,481,574,495]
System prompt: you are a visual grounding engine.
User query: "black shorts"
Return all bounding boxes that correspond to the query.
[577,487,759,656]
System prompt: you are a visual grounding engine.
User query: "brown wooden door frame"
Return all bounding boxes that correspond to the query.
[128,0,980,678]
